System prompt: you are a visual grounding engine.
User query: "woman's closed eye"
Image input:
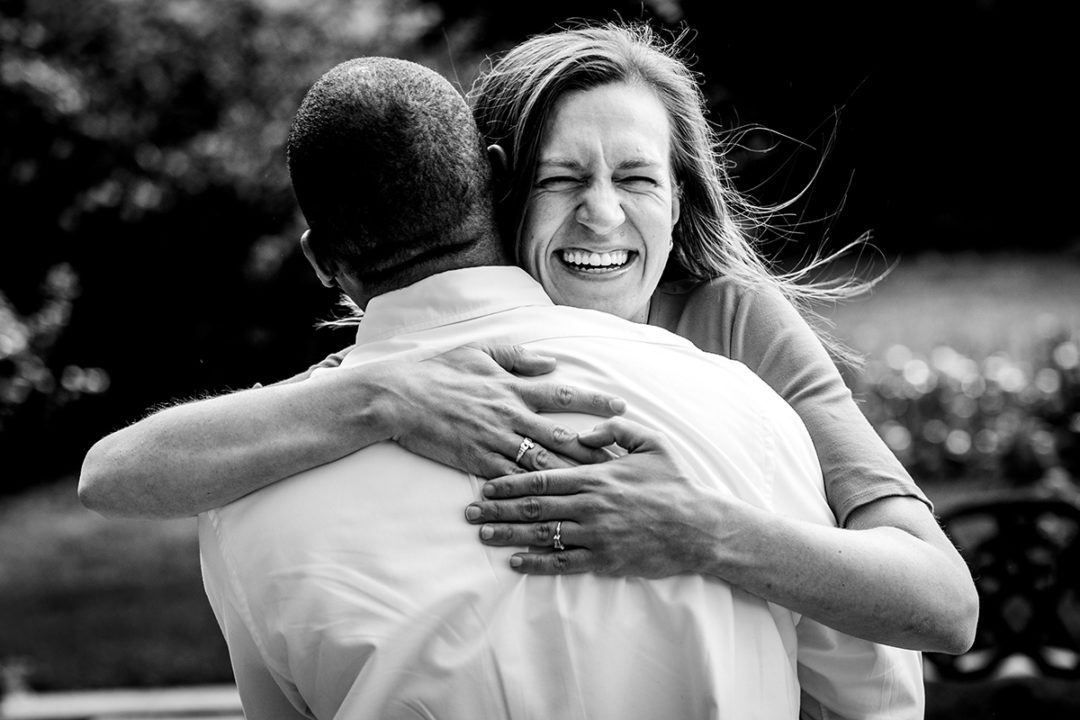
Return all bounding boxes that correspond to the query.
[535,175,583,191]
[616,175,660,189]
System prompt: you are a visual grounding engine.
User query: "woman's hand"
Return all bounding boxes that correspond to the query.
[389,344,628,479]
[463,417,724,578]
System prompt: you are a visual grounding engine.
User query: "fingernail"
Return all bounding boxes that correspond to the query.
[465,505,481,521]
[509,555,523,568]
[482,484,497,497]
[480,525,493,540]
[610,397,626,413]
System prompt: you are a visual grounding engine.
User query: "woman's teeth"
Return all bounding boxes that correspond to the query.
[559,249,631,271]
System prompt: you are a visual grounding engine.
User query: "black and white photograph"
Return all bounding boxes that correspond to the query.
[2,1,1078,718]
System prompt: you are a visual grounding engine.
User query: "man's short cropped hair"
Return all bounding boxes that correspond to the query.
[287,57,494,283]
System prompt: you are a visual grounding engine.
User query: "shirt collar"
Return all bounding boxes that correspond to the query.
[354,266,554,345]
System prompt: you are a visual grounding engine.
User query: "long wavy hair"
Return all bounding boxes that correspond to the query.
[469,21,878,365]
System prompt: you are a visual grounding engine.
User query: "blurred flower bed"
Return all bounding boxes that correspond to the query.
[852,321,1080,491]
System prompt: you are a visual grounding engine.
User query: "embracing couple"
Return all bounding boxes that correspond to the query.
[81,21,976,720]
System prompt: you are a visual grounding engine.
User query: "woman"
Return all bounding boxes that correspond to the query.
[80,22,976,654]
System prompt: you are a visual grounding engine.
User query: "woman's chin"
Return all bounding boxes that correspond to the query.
[548,287,636,320]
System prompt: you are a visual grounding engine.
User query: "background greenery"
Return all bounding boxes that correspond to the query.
[1,0,1079,707]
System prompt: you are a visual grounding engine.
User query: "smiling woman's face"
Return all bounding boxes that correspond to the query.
[517,82,680,323]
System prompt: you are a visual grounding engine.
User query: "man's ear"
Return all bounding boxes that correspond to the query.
[487,144,509,189]
[300,230,337,288]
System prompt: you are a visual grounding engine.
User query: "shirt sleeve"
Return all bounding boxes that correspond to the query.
[707,280,931,526]
[199,515,314,720]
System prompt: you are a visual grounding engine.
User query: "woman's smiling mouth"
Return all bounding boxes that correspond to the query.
[557,248,635,273]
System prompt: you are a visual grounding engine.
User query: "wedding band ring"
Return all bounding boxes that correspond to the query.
[553,520,565,551]
[515,436,535,464]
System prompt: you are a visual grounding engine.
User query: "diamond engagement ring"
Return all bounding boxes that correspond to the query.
[515,436,535,464]
[553,520,565,551]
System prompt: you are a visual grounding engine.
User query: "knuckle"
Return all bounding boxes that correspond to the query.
[496,525,515,542]
[550,425,574,444]
[532,448,552,469]
[580,498,604,517]
[533,523,553,544]
[553,385,574,408]
[521,497,542,520]
[528,473,548,495]
[551,552,571,574]
[485,481,509,498]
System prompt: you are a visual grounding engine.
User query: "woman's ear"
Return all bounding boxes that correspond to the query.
[487,144,509,188]
[300,230,337,288]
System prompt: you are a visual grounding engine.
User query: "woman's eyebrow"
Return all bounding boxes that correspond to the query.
[615,158,662,171]
[537,157,662,171]
[536,158,586,171]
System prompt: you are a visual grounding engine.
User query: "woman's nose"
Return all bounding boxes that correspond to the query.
[575,181,625,235]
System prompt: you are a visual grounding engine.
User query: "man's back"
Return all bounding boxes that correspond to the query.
[200,267,919,719]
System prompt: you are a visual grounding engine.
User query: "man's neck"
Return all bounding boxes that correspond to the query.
[343,237,512,310]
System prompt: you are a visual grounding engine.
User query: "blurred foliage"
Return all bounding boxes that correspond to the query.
[1,263,109,448]
[855,321,1080,491]
[1,0,373,484]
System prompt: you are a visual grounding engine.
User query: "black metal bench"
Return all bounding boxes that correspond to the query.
[925,494,1080,680]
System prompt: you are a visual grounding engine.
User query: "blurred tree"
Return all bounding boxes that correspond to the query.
[0,0,461,487]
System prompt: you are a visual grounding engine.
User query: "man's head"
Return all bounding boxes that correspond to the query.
[288,57,505,306]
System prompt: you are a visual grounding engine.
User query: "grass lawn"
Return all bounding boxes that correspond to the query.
[1,251,1079,695]
[826,251,1080,363]
[0,477,231,691]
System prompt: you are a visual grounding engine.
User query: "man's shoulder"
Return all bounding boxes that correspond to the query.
[518,303,700,350]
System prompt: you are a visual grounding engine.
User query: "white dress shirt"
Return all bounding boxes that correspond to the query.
[200,266,923,720]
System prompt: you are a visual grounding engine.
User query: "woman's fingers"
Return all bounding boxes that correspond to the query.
[482,468,583,499]
[465,472,581,520]
[510,549,592,575]
[577,416,662,453]
[472,450,532,480]
[471,343,556,376]
[477,519,583,548]
[507,383,626,467]
[509,419,610,467]
[465,494,553,523]
[400,344,627,478]
[518,381,626,416]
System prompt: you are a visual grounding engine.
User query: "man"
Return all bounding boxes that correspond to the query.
[199,57,922,719]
